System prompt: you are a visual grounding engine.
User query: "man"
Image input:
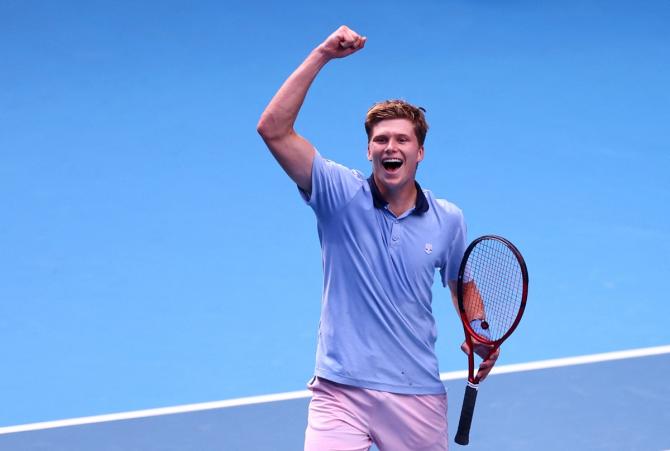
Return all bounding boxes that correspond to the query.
[257,25,499,451]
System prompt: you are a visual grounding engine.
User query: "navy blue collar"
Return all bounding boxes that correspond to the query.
[367,175,429,215]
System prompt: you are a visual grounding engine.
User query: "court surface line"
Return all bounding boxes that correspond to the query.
[2,344,669,435]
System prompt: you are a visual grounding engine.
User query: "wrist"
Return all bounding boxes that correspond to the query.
[312,45,335,64]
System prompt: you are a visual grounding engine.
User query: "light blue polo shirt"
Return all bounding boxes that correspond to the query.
[300,152,467,395]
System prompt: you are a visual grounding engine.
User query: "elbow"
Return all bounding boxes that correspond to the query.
[256,113,288,142]
[256,115,270,139]
[256,111,278,140]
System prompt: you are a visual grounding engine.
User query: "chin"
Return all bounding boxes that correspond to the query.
[379,173,410,189]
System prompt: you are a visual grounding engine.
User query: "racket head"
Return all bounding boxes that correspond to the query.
[457,235,529,346]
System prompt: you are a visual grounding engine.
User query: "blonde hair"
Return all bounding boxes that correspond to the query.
[365,100,429,145]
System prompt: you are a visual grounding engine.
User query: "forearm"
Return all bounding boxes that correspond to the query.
[450,280,485,321]
[448,280,460,313]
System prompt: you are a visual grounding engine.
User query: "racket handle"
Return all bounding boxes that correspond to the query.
[455,384,478,445]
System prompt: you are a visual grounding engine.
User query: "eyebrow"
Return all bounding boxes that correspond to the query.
[372,132,411,138]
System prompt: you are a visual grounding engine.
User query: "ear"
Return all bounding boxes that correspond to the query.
[417,145,425,163]
[367,144,372,161]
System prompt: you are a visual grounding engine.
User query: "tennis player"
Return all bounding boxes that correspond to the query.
[257,25,499,451]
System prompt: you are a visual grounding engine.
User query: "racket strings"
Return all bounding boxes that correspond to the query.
[464,239,524,341]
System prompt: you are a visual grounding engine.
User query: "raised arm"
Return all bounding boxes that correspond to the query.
[256,26,366,194]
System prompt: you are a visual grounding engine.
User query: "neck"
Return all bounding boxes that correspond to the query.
[374,174,418,216]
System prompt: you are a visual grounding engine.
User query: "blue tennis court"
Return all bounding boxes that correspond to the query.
[2,347,669,450]
[1,0,668,449]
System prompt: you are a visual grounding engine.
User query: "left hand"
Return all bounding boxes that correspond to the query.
[461,339,500,382]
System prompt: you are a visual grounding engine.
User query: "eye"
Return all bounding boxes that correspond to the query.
[373,136,388,144]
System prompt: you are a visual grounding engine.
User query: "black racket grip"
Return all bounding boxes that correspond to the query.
[455,384,478,445]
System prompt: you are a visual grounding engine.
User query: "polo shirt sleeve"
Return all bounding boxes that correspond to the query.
[298,151,363,218]
[441,209,467,286]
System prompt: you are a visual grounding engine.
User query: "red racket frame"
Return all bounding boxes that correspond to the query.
[454,235,529,446]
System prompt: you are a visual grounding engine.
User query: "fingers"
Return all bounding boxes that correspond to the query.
[476,348,500,382]
[337,26,366,50]
[321,25,366,58]
[473,342,492,360]
[461,340,501,382]
[460,339,491,359]
[339,37,366,50]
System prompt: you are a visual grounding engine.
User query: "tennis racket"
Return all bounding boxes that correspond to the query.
[454,235,529,446]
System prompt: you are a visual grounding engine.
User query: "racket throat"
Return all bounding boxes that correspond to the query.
[467,348,480,384]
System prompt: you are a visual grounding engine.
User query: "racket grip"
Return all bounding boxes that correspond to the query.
[454,384,478,445]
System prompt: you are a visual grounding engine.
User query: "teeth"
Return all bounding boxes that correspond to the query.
[382,158,403,171]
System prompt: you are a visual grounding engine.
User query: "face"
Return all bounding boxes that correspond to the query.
[367,118,424,194]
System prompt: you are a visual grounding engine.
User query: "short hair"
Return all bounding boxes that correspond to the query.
[365,100,429,146]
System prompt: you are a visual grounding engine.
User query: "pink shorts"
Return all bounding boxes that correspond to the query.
[304,377,448,451]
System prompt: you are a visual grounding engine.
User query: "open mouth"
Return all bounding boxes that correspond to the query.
[382,158,403,172]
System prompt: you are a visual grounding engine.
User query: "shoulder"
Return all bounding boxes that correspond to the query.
[423,189,464,221]
[314,151,367,182]
[305,151,368,214]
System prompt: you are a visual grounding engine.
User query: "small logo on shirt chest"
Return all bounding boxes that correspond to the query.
[424,243,433,254]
